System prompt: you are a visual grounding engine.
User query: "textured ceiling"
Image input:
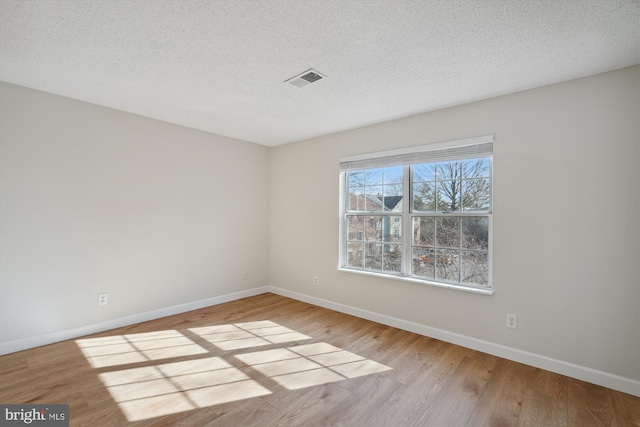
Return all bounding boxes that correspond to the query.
[1,0,638,146]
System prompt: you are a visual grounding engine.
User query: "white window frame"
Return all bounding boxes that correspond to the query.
[338,135,494,295]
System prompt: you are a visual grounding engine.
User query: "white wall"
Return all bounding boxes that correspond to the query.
[0,82,270,345]
[269,66,640,382]
[1,67,638,390]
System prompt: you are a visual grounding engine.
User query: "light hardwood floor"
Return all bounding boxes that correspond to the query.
[0,293,638,426]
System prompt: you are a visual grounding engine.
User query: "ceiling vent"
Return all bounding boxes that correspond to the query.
[285,69,326,88]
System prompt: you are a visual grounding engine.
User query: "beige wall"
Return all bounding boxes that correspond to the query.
[0,82,270,344]
[269,66,640,381]
[1,67,638,384]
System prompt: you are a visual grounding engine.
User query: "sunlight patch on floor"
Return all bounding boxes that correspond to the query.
[235,342,392,390]
[77,320,391,421]
[98,356,271,422]
[189,320,312,350]
[76,330,208,368]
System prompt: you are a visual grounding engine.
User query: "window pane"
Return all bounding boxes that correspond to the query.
[383,216,402,242]
[435,249,459,282]
[365,216,382,241]
[413,163,436,181]
[436,217,460,248]
[346,242,363,268]
[435,161,460,180]
[413,181,436,211]
[461,251,488,285]
[348,186,365,211]
[363,185,382,211]
[459,158,490,179]
[462,177,490,211]
[365,169,383,185]
[346,216,364,241]
[383,244,402,272]
[461,217,488,249]
[412,247,435,278]
[383,185,403,212]
[412,217,435,246]
[365,243,382,270]
[347,170,365,212]
[414,247,436,264]
[348,171,365,187]
[436,179,461,212]
[383,166,403,184]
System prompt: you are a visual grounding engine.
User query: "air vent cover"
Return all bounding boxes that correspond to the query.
[285,69,326,88]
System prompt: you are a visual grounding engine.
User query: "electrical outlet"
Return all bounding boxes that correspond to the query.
[313,276,319,285]
[506,313,518,329]
[98,293,108,306]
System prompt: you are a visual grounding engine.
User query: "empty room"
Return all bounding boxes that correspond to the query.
[1,1,638,426]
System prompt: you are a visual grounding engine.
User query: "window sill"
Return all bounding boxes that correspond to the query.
[337,267,493,296]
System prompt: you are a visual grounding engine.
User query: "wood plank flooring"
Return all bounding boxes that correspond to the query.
[0,293,638,426]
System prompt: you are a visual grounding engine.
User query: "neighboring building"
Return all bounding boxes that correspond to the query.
[346,194,403,271]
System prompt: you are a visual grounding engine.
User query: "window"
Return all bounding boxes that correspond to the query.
[339,136,493,293]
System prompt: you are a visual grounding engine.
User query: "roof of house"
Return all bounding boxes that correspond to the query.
[381,196,403,211]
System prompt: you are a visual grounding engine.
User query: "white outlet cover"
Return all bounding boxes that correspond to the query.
[98,293,108,306]
[506,313,518,329]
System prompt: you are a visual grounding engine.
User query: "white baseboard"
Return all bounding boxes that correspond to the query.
[0,286,269,356]
[2,285,637,397]
[267,286,640,397]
